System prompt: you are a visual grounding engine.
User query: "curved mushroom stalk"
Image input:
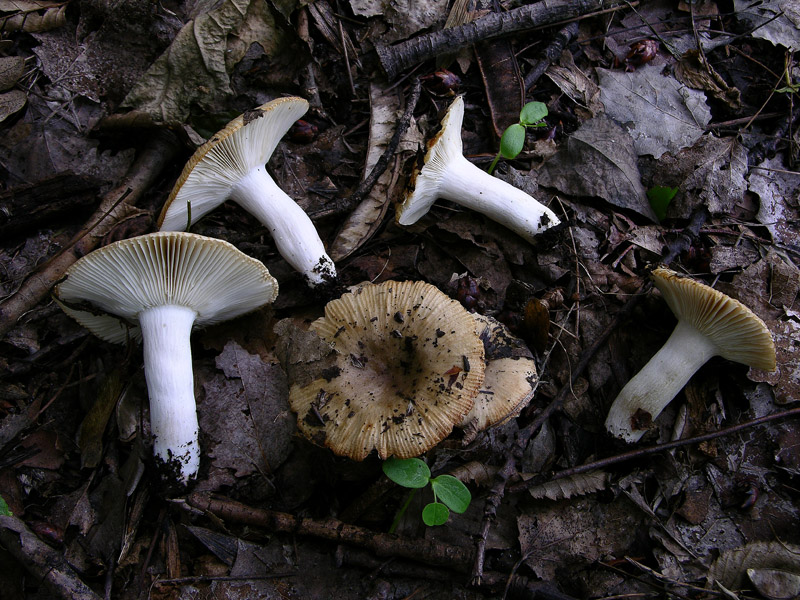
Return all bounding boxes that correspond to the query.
[604,320,717,443]
[396,95,560,243]
[232,167,336,287]
[139,305,201,483]
[604,266,776,443]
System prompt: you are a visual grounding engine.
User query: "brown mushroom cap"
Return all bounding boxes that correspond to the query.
[288,280,485,460]
[460,313,538,443]
[651,266,776,371]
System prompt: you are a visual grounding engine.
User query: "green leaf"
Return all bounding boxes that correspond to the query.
[519,101,548,126]
[422,502,450,526]
[0,495,12,517]
[430,475,471,513]
[383,457,431,489]
[646,185,679,221]
[500,124,526,159]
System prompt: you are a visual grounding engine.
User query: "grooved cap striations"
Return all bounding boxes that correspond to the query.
[289,280,485,460]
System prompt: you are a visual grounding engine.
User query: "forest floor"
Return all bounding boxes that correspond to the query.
[1,0,800,598]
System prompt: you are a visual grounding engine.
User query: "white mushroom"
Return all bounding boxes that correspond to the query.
[55,232,278,484]
[605,267,776,443]
[158,97,337,288]
[395,95,560,242]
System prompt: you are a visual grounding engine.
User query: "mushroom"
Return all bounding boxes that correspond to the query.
[605,266,776,443]
[395,95,560,242]
[55,231,278,484]
[460,313,538,443]
[157,96,337,289]
[287,280,486,460]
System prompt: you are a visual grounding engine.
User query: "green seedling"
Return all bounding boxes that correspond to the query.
[647,185,678,221]
[488,101,549,174]
[382,457,471,530]
[0,495,12,516]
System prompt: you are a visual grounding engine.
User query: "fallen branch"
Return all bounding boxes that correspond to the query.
[187,492,472,571]
[375,0,628,80]
[0,515,101,600]
[524,21,580,90]
[0,131,179,340]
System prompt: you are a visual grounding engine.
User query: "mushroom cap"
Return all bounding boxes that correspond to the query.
[395,95,465,226]
[289,280,485,460]
[55,231,278,344]
[651,266,776,371]
[157,96,309,231]
[459,313,538,443]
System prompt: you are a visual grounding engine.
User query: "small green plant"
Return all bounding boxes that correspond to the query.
[647,185,678,221]
[382,457,471,530]
[0,495,12,517]
[488,101,549,174]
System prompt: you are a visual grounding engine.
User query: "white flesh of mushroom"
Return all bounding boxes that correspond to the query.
[396,96,560,242]
[604,319,717,443]
[138,305,201,483]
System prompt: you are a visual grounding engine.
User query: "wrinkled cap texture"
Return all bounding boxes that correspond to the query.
[395,95,465,226]
[55,231,278,344]
[460,313,538,443]
[651,266,776,371]
[289,280,486,460]
[158,96,309,231]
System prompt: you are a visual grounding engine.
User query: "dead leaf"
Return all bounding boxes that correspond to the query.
[77,370,124,469]
[121,0,292,125]
[0,89,25,124]
[708,541,800,591]
[199,341,294,486]
[751,156,800,247]
[675,50,741,111]
[545,50,602,117]
[597,64,711,158]
[0,0,66,33]
[734,0,800,50]
[523,471,608,501]
[0,56,24,91]
[538,115,655,221]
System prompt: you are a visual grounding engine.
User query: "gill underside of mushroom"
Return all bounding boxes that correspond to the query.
[605,320,717,443]
[138,304,201,484]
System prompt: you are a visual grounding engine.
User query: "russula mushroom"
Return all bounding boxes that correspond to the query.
[395,95,560,242]
[288,280,486,460]
[157,96,337,288]
[55,232,278,484]
[460,313,538,443]
[605,266,776,443]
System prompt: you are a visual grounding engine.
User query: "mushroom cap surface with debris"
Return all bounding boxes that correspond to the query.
[289,280,486,460]
[651,266,775,371]
[158,96,309,231]
[55,231,278,339]
[459,313,538,443]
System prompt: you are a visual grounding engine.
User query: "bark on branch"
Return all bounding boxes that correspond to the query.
[375,0,628,80]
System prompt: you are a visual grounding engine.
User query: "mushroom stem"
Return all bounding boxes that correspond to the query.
[232,167,336,287]
[138,304,201,483]
[429,155,560,243]
[605,320,717,443]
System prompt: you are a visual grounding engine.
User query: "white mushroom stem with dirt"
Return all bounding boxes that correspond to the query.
[605,267,776,443]
[395,95,560,243]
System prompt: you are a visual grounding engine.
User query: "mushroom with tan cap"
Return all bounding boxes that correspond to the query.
[395,95,560,243]
[605,266,776,443]
[460,313,538,443]
[158,96,337,288]
[55,231,278,484]
[287,280,486,460]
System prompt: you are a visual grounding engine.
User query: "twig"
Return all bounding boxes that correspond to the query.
[509,406,800,494]
[0,130,179,340]
[375,0,629,79]
[309,77,422,220]
[0,516,102,600]
[187,492,473,571]
[524,21,579,90]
